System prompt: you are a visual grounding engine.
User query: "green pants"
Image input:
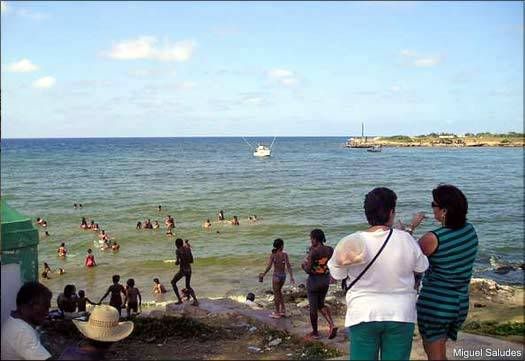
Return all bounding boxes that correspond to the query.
[349,321,415,360]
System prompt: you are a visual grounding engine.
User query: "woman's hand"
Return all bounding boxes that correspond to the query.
[410,212,426,229]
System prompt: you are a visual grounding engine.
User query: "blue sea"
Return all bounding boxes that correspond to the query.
[1,137,523,302]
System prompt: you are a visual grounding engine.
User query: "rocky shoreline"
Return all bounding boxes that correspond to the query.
[41,278,523,360]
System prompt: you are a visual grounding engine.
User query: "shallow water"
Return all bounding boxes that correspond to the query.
[1,137,523,302]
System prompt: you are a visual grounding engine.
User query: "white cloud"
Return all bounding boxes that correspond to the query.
[176,81,196,90]
[32,76,56,88]
[1,1,7,14]
[6,58,40,72]
[400,49,417,57]
[400,49,443,67]
[390,85,402,92]
[413,57,441,67]
[16,8,48,20]
[267,68,299,87]
[268,68,294,78]
[105,36,196,62]
[243,97,263,105]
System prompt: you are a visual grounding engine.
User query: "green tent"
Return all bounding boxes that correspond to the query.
[1,198,39,283]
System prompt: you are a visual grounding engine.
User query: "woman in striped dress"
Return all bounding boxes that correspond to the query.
[414,184,478,360]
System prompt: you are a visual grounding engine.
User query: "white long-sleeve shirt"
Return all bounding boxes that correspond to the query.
[328,228,429,328]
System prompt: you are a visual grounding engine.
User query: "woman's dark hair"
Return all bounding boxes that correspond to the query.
[16,282,52,307]
[272,238,284,253]
[364,187,397,226]
[310,229,326,244]
[60,242,65,247]
[432,184,468,229]
[153,278,160,283]
[127,278,135,287]
[78,290,85,297]
[175,238,184,248]
[112,274,120,283]
[64,284,76,298]
[246,292,255,302]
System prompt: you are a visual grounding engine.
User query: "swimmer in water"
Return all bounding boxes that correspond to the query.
[153,221,160,229]
[57,242,67,257]
[85,249,96,268]
[80,217,88,229]
[230,215,240,226]
[152,278,167,294]
[203,219,212,229]
[42,262,52,279]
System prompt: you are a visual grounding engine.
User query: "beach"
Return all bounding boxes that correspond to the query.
[39,278,524,359]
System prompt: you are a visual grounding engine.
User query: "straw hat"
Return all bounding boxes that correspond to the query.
[72,305,134,342]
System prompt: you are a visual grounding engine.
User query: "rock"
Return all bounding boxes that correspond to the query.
[268,338,282,347]
[146,310,165,319]
[248,346,261,353]
[166,302,210,318]
[494,265,516,274]
[296,300,309,308]
[473,303,487,308]
[283,288,307,302]
[145,336,157,343]
[470,278,515,298]
[290,310,302,316]
[324,296,336,303]
[520,263,525,270]
[248,326,257,332]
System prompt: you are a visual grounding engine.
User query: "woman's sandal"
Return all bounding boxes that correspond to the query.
[304,332,321,340]
[269,312,282,319]
[328,327,338,339]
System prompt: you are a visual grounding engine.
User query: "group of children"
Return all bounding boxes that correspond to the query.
[136,219,160,230]
[99,275,143,318]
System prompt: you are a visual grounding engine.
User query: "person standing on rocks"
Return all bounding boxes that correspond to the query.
[171,238,199,306]
[301,229,337,340]
[414,184,479,360]
[259,238,295,318]
[328,187,429,360]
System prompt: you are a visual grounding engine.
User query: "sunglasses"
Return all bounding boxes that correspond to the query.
[431,201,440,208]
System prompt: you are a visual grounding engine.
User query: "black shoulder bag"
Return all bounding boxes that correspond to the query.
[342,228,393,295]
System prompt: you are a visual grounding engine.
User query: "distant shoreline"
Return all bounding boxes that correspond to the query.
[346,133,524,148]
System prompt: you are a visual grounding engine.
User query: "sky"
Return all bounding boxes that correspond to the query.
[1,1,523,138]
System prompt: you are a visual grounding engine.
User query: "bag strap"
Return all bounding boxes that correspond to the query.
[345,228,393,292]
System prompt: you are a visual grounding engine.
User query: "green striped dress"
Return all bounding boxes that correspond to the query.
[416,223,479,342]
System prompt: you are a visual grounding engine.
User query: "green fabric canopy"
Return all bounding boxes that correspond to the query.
[1,198,39,282]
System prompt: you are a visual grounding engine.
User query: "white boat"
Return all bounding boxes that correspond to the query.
[243,136,276,157]
[253,144,271,157]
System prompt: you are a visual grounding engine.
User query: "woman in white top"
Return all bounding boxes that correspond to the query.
[328,187,429,360]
